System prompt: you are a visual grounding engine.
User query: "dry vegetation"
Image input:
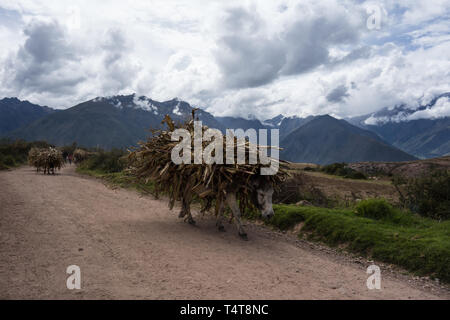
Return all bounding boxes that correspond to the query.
[348,156,450,178]
[128,112,289,216]
[73,148,89,164]
[281,163,399,206]
[27,147,64,174]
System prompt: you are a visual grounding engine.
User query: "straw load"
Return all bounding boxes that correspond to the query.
[28,147,64,174]
[128,111,289,217]
[73,149,88,164]
[28,147,42,171]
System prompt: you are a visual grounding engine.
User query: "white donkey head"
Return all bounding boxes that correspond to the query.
[250,176,274,219]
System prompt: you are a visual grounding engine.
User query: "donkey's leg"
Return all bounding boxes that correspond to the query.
[178,195,187,218]
[181,190,195,225]
[178,206,186,218]
[215,201,226,232]
[185,200,196,225]
[225,192,247,240]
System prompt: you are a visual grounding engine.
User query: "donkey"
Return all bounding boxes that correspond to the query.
[43,163,55,175]
[178,175,274,240]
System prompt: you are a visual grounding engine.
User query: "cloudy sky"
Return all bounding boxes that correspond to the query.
[0,0,449,120]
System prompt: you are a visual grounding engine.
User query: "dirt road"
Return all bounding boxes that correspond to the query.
[0,166,448,299]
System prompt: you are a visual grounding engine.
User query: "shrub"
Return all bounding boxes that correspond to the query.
[0,154,7,170]
[393,171,450,220]
[346,171,367,180]
[2,154,16,167]
[321,162,367,180]
[78,149,127,173]
[0,139,54,168]
[355,198,395,220]
[273,173,332,207]
[321,162,346,175]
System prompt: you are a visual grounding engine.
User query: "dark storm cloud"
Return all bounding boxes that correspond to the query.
[215,6,362,89]
[3,20,136,98]
[281,15,359,75]
[5,20,85,95]
[22,21,72,63]
[326,84,349,103]
[215,7,286,88]
[216,35,286,88]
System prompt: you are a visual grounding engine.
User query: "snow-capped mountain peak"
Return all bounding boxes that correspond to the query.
[358,92,450,126]
[132,95,158,114]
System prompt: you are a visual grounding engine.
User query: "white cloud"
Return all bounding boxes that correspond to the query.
[0,0,448,121]
[408,97,450,120]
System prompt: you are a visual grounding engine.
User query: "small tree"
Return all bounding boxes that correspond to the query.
[392,170,450,220]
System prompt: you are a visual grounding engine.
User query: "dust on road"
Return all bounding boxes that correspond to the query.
[0,166,448,299]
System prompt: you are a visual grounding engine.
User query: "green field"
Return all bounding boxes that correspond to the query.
[0,139,53,170]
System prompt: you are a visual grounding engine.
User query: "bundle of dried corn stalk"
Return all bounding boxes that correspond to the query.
[73,149,88,164]
[28,147,41,169]
[128,111,289,216]
[28,147,64,174]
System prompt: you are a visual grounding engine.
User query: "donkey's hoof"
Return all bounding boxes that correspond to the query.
[217,225,226,232]
[239,233,248,241]
[188,218,196,225]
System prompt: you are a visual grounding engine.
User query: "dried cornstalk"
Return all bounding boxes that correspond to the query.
[128,111,289,216]
[28,147,64,174]
[73,149,88,164]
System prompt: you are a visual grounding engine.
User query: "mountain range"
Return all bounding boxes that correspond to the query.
[1,93,449,164]
[279,115,415,164]
[347,93,450,159]
[3,95,224,150]
[0,98,55,136]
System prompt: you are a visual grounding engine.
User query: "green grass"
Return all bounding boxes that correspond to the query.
[77,149,127,173]
[270,204,450,282]
[76,149,155,195]
[76,168,155,195]
[0,139,53,170]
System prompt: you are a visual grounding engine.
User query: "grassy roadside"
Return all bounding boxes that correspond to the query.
[0,140,51,170]
[269,204,450,283]
[76,167,155,195]
[76,167,450,283]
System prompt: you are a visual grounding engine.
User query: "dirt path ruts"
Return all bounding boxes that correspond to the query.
[0,166,448,299]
